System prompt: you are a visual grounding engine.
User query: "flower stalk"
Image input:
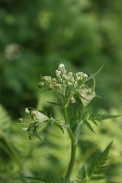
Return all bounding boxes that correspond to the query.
[63,105,77,180]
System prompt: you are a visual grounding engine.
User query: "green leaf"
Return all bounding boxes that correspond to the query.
[47,101,62,107]
[84,120,95,133]
[88,141,113,181]
[0,104,11,132]
[50,118,65,133]
[76,166,88,183]
[89,113,122,122]
[25,174,73,183]
[0,105,22,167]
[0,134,22,167]
[76,142,113,183]
[83,112,121,133]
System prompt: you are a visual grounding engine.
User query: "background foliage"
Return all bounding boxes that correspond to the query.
[0,0,122,182]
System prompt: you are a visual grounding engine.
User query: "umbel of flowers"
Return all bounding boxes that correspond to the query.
[20,64,96,139]
[38,64,95,107]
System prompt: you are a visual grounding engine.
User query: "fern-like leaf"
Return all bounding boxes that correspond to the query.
[25,174,73,183]
[0,104,11,132]
[52,121,64,133]
[89,113,121,122]
[84,113,122,133]
[87,141,113,181]
[76,166,88,183]
[49,118,65,133]
[0,105,22,167]
[84,120,95,133]
[76,141,113,183]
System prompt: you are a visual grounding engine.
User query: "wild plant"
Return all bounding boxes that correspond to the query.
[19,64,120,183]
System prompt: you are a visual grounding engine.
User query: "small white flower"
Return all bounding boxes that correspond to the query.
[31,110,49,123]
[78,85,95,106]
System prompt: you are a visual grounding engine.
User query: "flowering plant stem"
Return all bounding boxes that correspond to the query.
[63,105,77,180]
[65,141,77,180]
[20,64,120,183]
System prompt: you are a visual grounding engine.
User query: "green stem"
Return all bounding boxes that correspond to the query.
[63,106,77,180]
[66,141,77,180]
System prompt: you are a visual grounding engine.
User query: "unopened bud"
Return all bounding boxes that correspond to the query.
[43,76,51,82]
[58,63,65,70]
[25,108,30,114]
[18,118,23,123]
[70,97,75,103]
[68,72,73,77]
[38,82,44,88]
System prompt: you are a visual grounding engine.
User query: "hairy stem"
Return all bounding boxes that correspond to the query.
[63,106,77,180]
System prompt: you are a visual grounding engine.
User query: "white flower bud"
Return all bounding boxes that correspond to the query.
[76,72,88,81]
[53,83,61,89]
[58,63,65,70]
[70,77,75,83]
[83,73,88,78]
[52,78,57,82]
[70,97,75,103]
[25,108,30,114]
[38,82,44,88]
[67,81,72,86]
[68,72,73,77]
[55,70,61,76]
[43,76,51,82]
[62,74,68,81]
[18,118,23,123]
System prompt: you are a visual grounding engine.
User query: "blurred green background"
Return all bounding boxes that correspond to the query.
[0,0,122,182]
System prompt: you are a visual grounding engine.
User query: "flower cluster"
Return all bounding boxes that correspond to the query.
[38,64,95,106]
[77,85,95,106]
[19,107,66,139]
[19,107,49,139]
